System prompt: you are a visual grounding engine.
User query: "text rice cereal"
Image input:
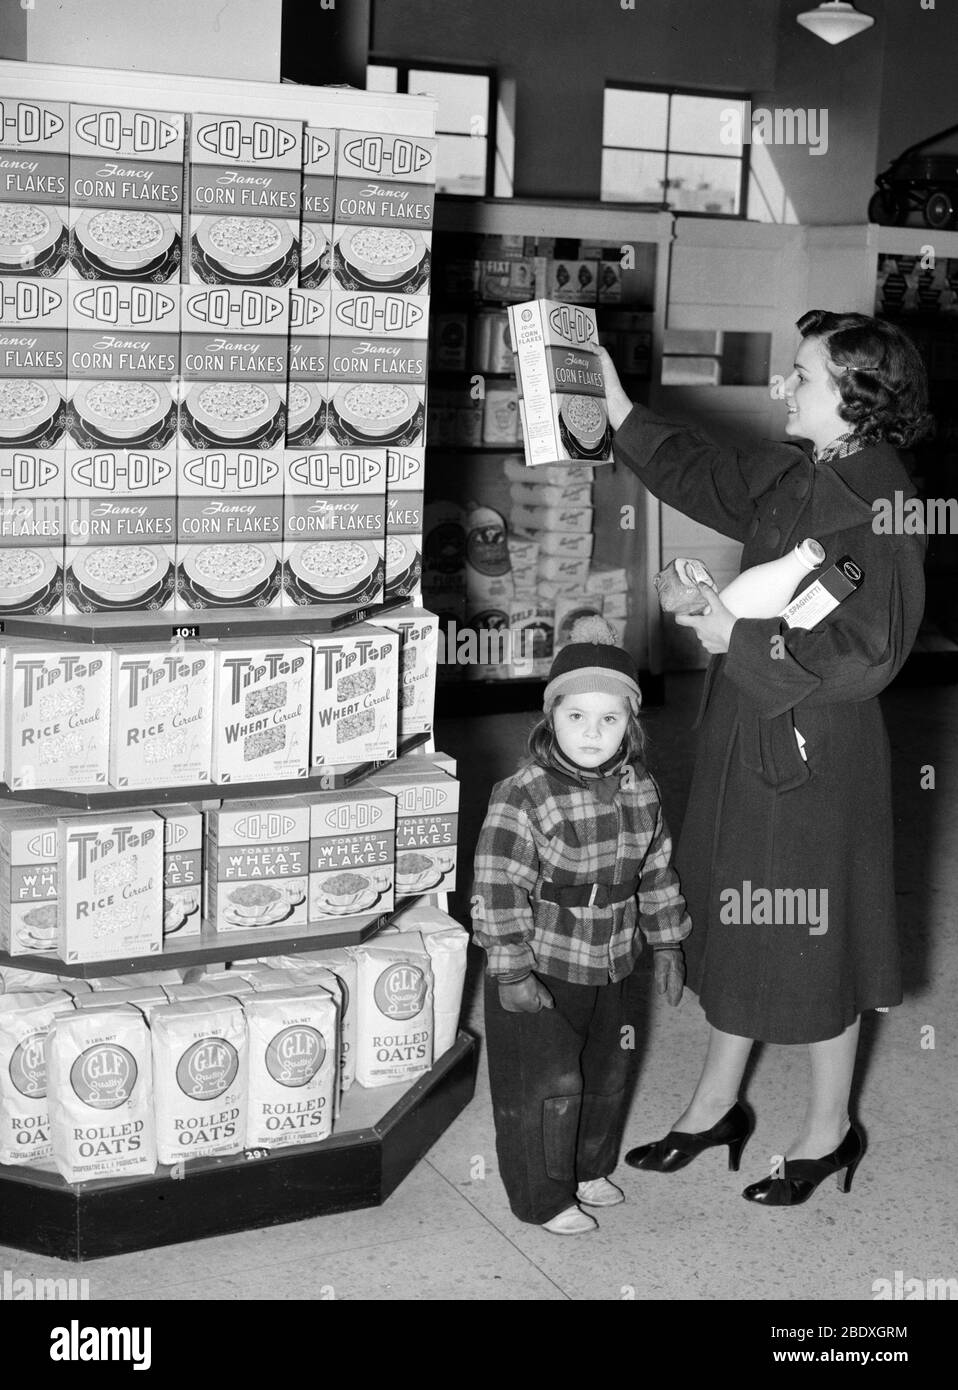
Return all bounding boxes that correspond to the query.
[189,114,302,287]
[46,1003,157,1181]
[4,641,110,789]
[305,785,395,924]
[0,989,75,1164]
[353,938,434,1087]
[206,797,309,934]
[299,128,336,288]
[370,760,459,897]
[243,986,338,1150]
[367,604,438,739]
[306,623,398,767]
[384,448,423,602]
[150,996,247,1164]
[0,97,70,279]
[109,645,212,789]
[209,639,311,783]
[68,104,185,283]
[0,806,60,956]
[281,448,385,610]
[508,301,612,466]
[155,805,203,940]
[58,811,163,963]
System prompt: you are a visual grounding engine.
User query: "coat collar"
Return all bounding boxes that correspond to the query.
[801,440,917,538]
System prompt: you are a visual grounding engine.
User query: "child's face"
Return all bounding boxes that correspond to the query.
[552,691,629,769]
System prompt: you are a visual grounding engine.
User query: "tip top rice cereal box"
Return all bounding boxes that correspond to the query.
[155,806,203,940]
[367,605,438,740]
[370,760,459,897]
[304,623,398,768]
[4,640,111,790]
[507,300,612,467]
[109,645,213,789]
[305,785,396,923]
[209,639,311,783]
[0,806,60,956]
[206,797,309,934]
[58,810,163,963]
[0,97,71,278]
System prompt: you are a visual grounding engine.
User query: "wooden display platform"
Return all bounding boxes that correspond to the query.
[0,1032,478,1261]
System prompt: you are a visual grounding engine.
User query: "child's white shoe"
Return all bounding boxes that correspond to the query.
[541,1205,598,1235]
[576,1177,625,1207]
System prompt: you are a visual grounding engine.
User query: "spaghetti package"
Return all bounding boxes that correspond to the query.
[0,989,75,1165]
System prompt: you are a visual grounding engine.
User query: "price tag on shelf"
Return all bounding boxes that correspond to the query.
[171,625,200,641]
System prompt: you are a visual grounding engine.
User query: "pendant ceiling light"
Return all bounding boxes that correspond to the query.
[797,1,875,44]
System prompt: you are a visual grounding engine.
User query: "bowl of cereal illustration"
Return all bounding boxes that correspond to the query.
[196,216,294,279]
[286,381,324,439]
[73,208,177,273]
[226,882,303,925]
[384,535,421,599]
[182,542,278,602]
[71,545,171,605]
[287,539,382,601]
[0,546,59,610]
[558,394,609,454]
[332,382,418,441]
[0,379,63,444]
[317,870,374,911]
[71,380,172,444]
[0,204,64,270]
[336,227,426,286]
[17,902,59,951]
[299,223,327,281]
[395,851,446,894]
[185,381,283,444]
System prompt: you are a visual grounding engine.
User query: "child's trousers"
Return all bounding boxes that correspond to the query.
[483,971,638,1225]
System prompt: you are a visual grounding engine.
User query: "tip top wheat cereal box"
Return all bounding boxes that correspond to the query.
[508,300,612,467]
[209,639,311,784]
[68,103,185,284]
[367,605,438,740]
[58,810,163,963]
[206,797,309,934]
[305,785,396,923]
[109,645,213,790]
[4,641,111,790]
[304,623,398,768]
[0,97,70,278]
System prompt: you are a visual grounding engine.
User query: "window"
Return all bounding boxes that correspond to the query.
[367,61,496,197]
[602,85,748,217]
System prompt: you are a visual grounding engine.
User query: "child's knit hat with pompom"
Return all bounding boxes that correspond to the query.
[543,615,641,714]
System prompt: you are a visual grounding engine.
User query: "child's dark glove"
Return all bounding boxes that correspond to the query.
[498,973,555,1013]
[653,945,685,1007]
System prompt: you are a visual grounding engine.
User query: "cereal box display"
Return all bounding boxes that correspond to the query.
[368,605,438,740]
[109,645,213,789]
[0,97,70,278]
[281,448,385,610]
[370,758,459,897]
[507,300,612,466]
[328,287,429,396]
[189,113,303,287]
[305,784,396,924]
[0,806,59,955]
[244,985,339,1149]
[155,805,203,940]
[150,996,248,1164]
[68,104,185,283]
[0,989,75,1165]
[353,938,434,1088]
[286,287,330,447]
[46,1002,157,1181]
[384,447,423,602]
[305,623,398,768]
[208,639,311,783]
[176,448,284,610]
[206,797,309,933]
[299,128,336,289]
[58,810,163,963]
[332,129,436,292]
[4,641,111,789]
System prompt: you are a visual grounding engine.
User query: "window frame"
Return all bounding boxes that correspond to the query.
[602,80,751,219]
[368,57,498,199]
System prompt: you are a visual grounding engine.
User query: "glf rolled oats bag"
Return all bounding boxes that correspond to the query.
[4,640,111,789]
[58,811,163,963]
[383,903,469,1060]
[274,948,357,1094]
[243,985,338,1150]
[353,937,434,1088]
[304,623,398,767]
[46,1002,157,1182]
[0,989,75,1165]
[209,639,311,783]
[150,996,248,1164]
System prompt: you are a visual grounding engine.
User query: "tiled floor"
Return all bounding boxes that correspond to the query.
[2,673,954,1300]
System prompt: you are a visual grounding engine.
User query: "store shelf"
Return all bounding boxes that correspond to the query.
[0,1031,478,1261]
[0,596,405,646]
[0,731,431,809]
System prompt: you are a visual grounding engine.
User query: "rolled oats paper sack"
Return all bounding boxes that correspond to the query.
[46,1003,157,1183]
[0,990,75,1165]
[150,997,248,1165]
[244,986,338,1150]
[354,938,434,1088]
[287,948,357,1093]
[382,907,468,1059]
[259,958,347,1114]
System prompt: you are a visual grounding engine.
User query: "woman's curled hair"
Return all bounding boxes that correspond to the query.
[797,309,934,449]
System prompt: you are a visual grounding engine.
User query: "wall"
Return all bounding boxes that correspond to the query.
[878,0,958,167]
[2,0,282,82]
[0,2,27,61]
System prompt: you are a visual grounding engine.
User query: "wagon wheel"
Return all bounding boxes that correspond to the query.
[924,189,955,229]
[868,188,904,225]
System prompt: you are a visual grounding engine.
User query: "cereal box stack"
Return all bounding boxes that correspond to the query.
[0,278,67,615]
[507,300,612,467]
[0,97,70,279]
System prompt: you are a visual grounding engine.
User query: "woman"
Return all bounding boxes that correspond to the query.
[599,310,931,1205]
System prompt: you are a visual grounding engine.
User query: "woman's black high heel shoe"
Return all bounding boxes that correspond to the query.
[624,1101,753,1174]
[742,1124,865,1207]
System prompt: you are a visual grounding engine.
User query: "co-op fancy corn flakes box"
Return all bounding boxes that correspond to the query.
[305,624,398,768]
[507,300,612,467]
[176,448,284,610]
[286,287,329,448]
[68,103,185,283]
[58,810,163,963]
[0,97,71,278]
[189,113,303,287]
[109,645,213,789]
[206,798,309,934]
[305,785,396,923]
[384,447,423,603]
[299,128,336,289]
[370,758,459,896]
[209,639,311,784]
[281,448,385,610]
[4,641,111,789]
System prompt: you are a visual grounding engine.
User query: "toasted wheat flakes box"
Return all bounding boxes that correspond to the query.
[367,605,437,739]
[0,806,59,956]
[109,645,213,789]
[209,639,311,783]
[58,810,163,963]
[305,785,395,924]
[305,624,398,767]
[0,98,70,279]
[369,762,459,896]
[244,986,339,1149]
[206,797,309,934]
[0,989,75,1165]
[150,996,248,1164]
[4,641,110,789]
[155,805,203,940]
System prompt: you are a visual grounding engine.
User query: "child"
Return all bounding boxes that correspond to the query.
[471,617,690,1234]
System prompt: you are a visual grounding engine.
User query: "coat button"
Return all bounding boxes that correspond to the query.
[765,526,781,548]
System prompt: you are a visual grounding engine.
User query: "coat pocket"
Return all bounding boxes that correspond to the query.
[542,1094,582,1182]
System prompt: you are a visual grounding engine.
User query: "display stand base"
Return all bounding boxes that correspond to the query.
[0,1033,478,1262]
